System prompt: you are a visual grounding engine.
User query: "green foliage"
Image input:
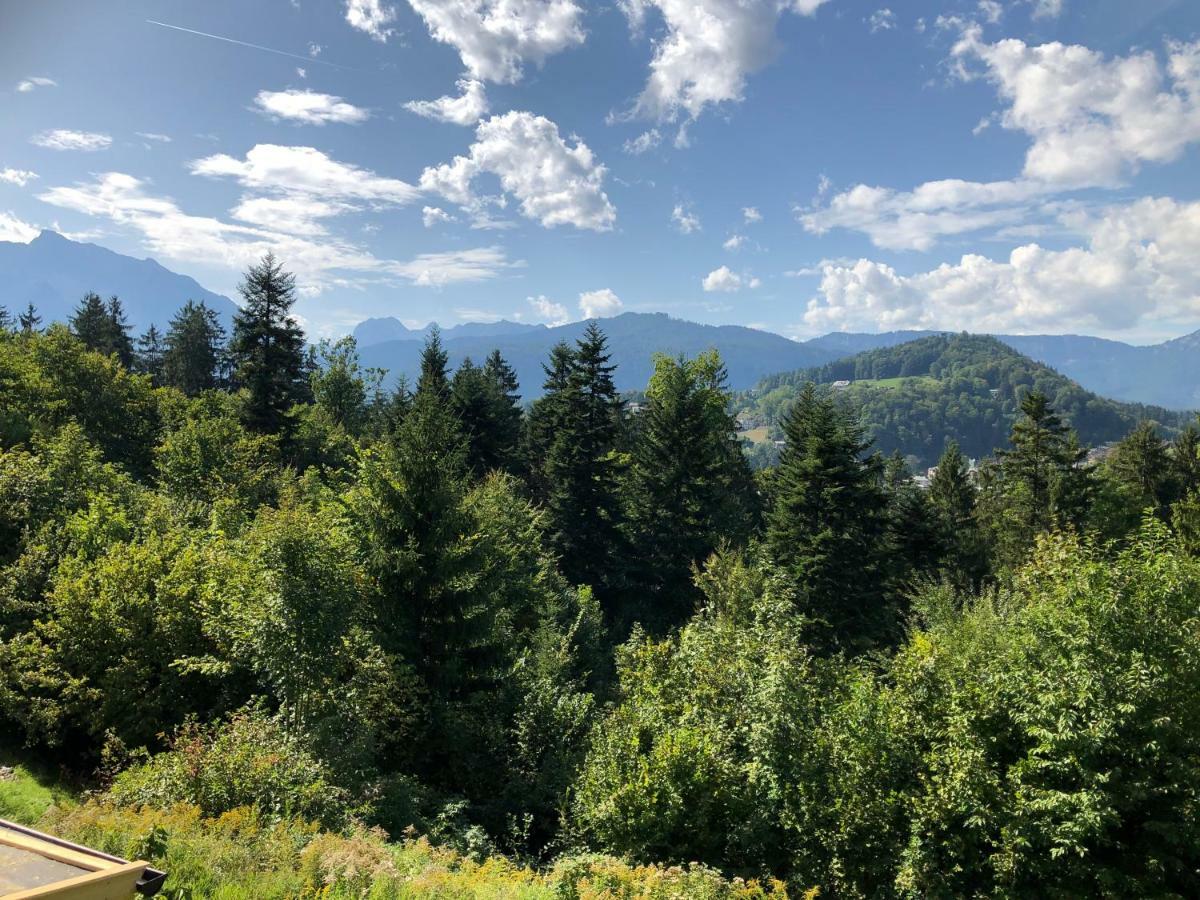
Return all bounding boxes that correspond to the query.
[69,292,134,368]
[229,253,308,433]
[162,300,226,396]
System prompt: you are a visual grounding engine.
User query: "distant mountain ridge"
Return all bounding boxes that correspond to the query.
[0,231,239,333]
[1,233,1197,409]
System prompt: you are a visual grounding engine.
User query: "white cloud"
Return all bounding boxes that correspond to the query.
[345,0,397,41]
[742,206,762,224]
[404,78,489,126]
[800,178,1044,251]
[803,36,1200,251]
[804,197,1200,336]
[578,288,623,318]
[309,42,323,56]
[192,144,419,205]
[406,0,585,84]
[619,0,832,125]
[0,168,38,187]
[31,129,111,152]
[529,294,569,325]
[422,205,458,227]
[869,9,895,33]
[723,234,745,250]
[297,67,308,79]
[230,195,350,236]
[1029,0,1063,19]
[0,212,39,243]
[37,171,518,294]
[254,89,370,125]
[136,132,172,143]
[702,265,744,292]
[420,111,616,230]
[623,128,662,154]
[953,31,1200,189]
[16,76,56,93]
[976,0,1002,24]
[672,203,700,234]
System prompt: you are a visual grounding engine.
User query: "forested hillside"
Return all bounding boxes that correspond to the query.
[739,333,1191,469]
[5,257,1200,897]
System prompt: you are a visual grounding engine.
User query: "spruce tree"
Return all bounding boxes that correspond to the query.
[18,303,41,334]
[525,341,575,497]
[0,305,11,332]
[229,254,308,432]
[766,383,891,650]
[483,349,523,471]
[135,324,166,384]
[622,350,756,631]
[106,296,135,368]
[882,452,943,586]
[416,325,450,401]
[542,324,626,603]
[1170,422,1200,501]
[928,441,988,587]
[69,292,113,352]
[163,301,226,396]
[1108,421,1173,517]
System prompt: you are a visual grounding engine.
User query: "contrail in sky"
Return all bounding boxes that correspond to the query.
[145,19,352,69]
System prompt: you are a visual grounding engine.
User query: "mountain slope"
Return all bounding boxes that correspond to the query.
[360,312,839,396]
[0,231,239,333]
[352,317,543,347]
[742,333,1193,468]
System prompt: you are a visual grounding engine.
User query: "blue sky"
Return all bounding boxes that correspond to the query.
[1,0,1198,341]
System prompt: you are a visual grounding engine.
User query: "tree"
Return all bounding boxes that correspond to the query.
[163,301,226,396]
[106,296,135,368]
[0,306,11,332]
[927,441,988,587]
[765,383,892,651]
[541,324,626,605]
[310,335,380,433]
[451,354,523,476]
[416,325,450,401]
[68,294,134,366]
[135,324,165,384]
[1171,421,1200,500]
[981,390,1090,568]
[17,303,41,334]
[1107,420,1174,517]
[229,254,308,433]
[525,340,575,498]
[621,351,757,631]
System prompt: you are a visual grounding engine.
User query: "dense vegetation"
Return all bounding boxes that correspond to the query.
[738,333,1191,469]
[4,259,1200,897]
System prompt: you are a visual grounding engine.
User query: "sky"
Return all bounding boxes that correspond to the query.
[1,0,1199,342]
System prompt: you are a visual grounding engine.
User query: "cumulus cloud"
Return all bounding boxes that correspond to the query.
[723,234,745,250]
[803,36,1200,250]
[803,197,1200,336]
[529,294,569,325]
[254,89,370,125]
[742,206,762,224]
[422,205,458,227]
[420,111,616,230]
[671,203,700,234]
[702,265,747,292]
[192,144,419,205]
[869,9,895,32]
[16,76,56,93]
[619,0,831,125]
[953,31,1200,189]
[37,171,517,293]
[404,78,489,126]
[0,212,39,243]
[578,288,623,318]
[31,129,111,151]
[406,0,585,84]
[345,0,397,41]
[0,168,38,187]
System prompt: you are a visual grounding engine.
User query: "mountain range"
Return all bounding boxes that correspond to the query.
[2,231,1198,409]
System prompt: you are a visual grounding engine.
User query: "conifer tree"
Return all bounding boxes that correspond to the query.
[928,441,988,587]
[69,292,113,352]
[0,305,11,332]
[766,383,891,650]
[229,254,308,432]
[882,452,943,585]
[542,324,626,603]
[1108,421,1173,517]
[525,341,575,497]
[135,324,166,384]
[483,349,523,470]
[18,303,41,334]
[1171,422,1200,501]
[416,325,450,401]
[106,296,135,368]
[622,350,756,631]
[163,300,226,396]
